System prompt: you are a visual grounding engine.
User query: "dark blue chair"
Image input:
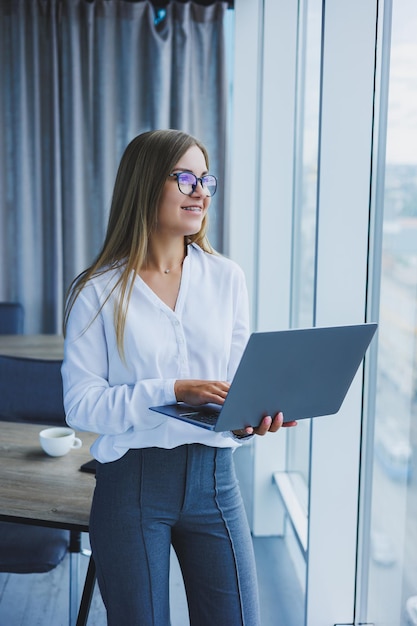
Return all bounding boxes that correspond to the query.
[0,302,24,334]
[0,355,86,624]
[0,355,66,425]
[0,522,69,574]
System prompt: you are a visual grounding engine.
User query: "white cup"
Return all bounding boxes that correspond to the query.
[39,427,82,457]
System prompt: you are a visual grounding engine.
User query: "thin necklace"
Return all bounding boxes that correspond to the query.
[163,247,187,274]
[163,257,185,274]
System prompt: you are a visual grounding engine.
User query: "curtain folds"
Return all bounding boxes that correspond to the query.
[0,0,228,332]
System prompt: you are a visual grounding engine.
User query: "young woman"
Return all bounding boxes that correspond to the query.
[62,129,296,626]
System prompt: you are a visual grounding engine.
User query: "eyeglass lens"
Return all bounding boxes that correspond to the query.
[176,172,217,197]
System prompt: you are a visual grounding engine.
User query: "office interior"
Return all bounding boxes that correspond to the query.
[0,1,416,625]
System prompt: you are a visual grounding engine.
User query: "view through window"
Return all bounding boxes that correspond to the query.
[365,2,417,624]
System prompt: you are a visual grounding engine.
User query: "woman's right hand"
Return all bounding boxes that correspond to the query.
[174,379,230,406]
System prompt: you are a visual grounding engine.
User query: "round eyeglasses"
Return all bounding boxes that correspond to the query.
[168,171,217,197]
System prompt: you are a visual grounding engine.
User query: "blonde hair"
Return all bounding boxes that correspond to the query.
[63,129,214,356]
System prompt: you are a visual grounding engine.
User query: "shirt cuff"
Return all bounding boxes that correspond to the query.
[164,379,177,404]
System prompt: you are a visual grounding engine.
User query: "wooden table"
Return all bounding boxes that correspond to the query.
[0,334,64,360]
[0,421,98,626]
[0,422,96,530]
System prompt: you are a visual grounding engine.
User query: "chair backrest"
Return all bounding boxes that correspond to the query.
[0,355,66,426]
[0,302,24,334]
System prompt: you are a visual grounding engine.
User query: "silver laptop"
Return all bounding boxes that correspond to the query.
[150,323,378,432]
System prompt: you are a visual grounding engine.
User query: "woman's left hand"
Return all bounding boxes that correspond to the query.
[232,412,297,438]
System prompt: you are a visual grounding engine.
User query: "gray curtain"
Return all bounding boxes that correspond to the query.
[0,0,228,333]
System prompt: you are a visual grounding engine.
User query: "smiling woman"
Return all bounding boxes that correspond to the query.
[61,128,295,626]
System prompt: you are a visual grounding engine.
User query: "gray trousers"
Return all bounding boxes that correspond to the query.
[89,444,261,626]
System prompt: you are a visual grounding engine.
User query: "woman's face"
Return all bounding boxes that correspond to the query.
[156,145,211,238]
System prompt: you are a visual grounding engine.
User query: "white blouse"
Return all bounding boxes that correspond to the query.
[61,244,251,462]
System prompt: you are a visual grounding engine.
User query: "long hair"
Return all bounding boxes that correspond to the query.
[63,129,214,356]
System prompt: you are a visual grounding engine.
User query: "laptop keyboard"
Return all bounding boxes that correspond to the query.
[195,412,219,426]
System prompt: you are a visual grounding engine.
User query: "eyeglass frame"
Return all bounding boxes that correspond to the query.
[168,171,218,197]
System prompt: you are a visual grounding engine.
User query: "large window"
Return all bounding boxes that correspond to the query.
[360,1,417,624]
[231,1,415,623]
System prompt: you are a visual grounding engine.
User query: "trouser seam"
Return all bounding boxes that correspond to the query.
[213,448,245,626]
[138,449,158,626]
